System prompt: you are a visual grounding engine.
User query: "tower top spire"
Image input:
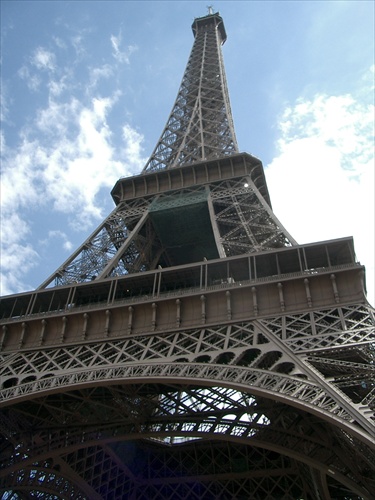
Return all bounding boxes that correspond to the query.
[192,10,226,44]
[143,11,235,171]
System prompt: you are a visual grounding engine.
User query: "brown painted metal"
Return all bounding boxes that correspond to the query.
[1,10,374,500]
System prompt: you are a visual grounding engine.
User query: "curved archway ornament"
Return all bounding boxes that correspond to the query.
[1,371,373,498]
[1,314,374,497]
[0,357,373,440]
[1,9,375,500]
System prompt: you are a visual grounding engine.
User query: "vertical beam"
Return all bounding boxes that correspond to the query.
[206,187,226,258]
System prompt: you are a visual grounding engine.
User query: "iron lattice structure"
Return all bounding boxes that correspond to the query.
[1,11,375,500]
[143,12,238,171]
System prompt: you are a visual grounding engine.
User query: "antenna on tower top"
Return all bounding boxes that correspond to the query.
[207,5,214,15]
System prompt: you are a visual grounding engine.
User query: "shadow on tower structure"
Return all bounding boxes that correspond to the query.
[1,11,374,500]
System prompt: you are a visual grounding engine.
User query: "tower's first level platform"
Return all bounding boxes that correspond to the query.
[0,237,367,352]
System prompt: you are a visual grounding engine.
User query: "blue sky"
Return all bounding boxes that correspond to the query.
[1,0,374,305]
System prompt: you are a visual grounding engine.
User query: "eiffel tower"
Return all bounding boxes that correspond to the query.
[1,10,374,500]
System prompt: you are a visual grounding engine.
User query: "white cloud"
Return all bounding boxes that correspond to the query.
[1,140,42,211]
[31,47,56,71]
[1,17,148,295]
[71,34,86,58]
[1,88,146,293]
[0,82,9,122]
[27,93,138,225]
[266,75,374,305]
[48,77,68,97]
[121,124,145,172]
[39,230,74,252]
[110,31,137,64]
[18,65,41,91]
[35,97,80,135]
[0,213,40,295]
[53,36,66,50]
[279,94,373,171]
[89,64,114,89]
[63,240,74,252]
[1,16,146,295]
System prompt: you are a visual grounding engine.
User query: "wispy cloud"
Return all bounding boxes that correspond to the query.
[31,47,56,71]
[53,36,67,50]
[121,124,145,171]
[0,212,40,294]
[0,89,146,294]
[0,25,146,295]
[71,34,86,59]
[2,93,145,223]
[0,82,10,122]
[89,64,114,89]
[48,75,69,97]
[110,31,137,64]
[18,65,42,91]
[39,230,74,252]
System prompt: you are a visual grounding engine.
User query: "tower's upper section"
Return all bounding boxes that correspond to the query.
[191,11,227,43]
[142,11,239,172]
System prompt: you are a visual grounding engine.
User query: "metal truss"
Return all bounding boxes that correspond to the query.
[1,307,374,425]
[1,384,374,498]
[2,464,87,499]
[0,439,334,499]
[1,302,374,498]
[1,10,374,500]
[38,171,295,288]
[143,13,238,172]
[34,9,288,291]
[210,176,296,253]
[38,200,150,288]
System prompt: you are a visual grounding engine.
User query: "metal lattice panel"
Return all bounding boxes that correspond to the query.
[210,176,295,253]
[1,384,374,498]
[1,9,374,500]
[38,166,296,288]
[143,13,238,172]
[38,200,150,288]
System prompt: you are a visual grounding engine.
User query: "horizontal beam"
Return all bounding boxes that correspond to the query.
[111,153,270,206]
[0,237,362,322]
[0,267,367,352]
